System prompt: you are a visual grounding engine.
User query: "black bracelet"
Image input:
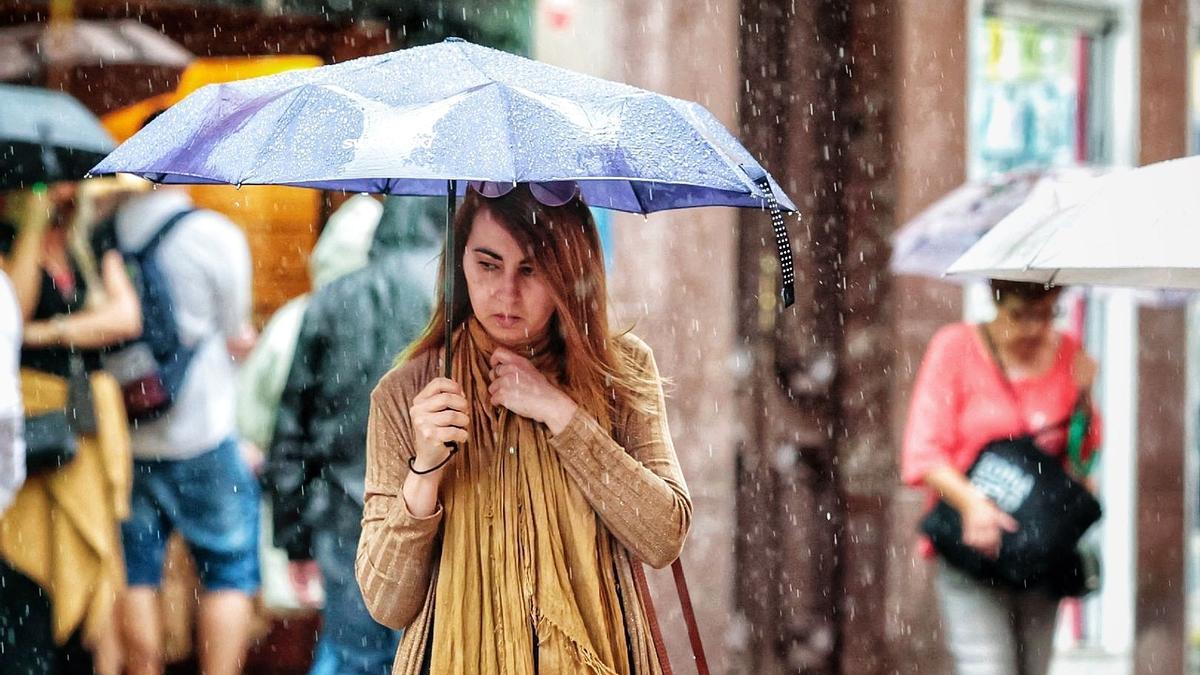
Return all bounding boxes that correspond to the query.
[408,446,458,475]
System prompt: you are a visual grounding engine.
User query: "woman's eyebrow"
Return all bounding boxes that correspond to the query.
[473,247,531,265]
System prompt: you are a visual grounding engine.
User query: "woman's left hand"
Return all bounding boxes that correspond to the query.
[1073,352,1098,391]
[489,347,578,434]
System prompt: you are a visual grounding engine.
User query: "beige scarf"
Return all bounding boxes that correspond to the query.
[429,318,630,674]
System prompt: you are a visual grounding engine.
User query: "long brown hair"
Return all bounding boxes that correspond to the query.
[401,185,658,417]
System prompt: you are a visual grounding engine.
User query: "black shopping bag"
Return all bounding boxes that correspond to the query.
[921,435,1102,589]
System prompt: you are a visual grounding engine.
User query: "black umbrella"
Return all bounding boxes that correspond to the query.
[0,84,115,190]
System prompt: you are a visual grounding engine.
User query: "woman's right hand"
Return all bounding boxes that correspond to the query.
[408,377,470,475]
[961,497,1019,559]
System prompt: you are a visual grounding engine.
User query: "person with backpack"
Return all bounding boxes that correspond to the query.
[112,187,259,675]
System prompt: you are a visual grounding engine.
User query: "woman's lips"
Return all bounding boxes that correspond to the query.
[492,314,520,329]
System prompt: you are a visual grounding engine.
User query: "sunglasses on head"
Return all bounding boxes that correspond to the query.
[468,180,581,207]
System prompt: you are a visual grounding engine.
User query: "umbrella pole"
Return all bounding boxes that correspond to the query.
[443,180,458,378]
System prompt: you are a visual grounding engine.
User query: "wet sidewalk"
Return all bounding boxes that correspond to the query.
[1049,649,1129,675]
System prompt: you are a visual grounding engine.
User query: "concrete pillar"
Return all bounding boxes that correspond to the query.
[610,1,742,671]
[1135,1,1190,674]
[736,2,906,672]
[735,2,844,671]
[886,1,969,673]
[836,2,899,673]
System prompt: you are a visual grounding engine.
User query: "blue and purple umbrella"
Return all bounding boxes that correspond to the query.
[92,37,796,375]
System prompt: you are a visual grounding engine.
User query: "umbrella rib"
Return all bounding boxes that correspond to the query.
[449,41,494,85]
[452,43,518,181]
[627,179,650,214]
[237,86,315,185]
[1024,207,1077,273]
[613,95,633,190]
[669,97,757,192]
[496,85,521,182]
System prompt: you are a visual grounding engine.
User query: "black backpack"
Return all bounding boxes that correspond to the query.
[105,209,198,423]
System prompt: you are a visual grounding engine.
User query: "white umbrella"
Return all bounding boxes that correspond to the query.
[948,155,1200,290]
[890,165,1106,279]
[0,20,193,82]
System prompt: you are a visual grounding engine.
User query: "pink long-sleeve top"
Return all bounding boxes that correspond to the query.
[901,323,1102,556]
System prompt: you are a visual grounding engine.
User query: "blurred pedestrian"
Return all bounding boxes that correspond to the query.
[262,196,440,674]
[238,194,382,458]
[0,181,143,675]
[240,193,381,611]
[355,184,692,674]
[902,279,1102,675]
[0,269,22,516]
[114,187,259,675]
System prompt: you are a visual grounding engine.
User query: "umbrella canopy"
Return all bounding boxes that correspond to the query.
[0,84,115,189]
[948,155,1200,290]
[891,165,1106,278]
[91,38,793,214]
[0,19,193,82]
[93,37,796,378]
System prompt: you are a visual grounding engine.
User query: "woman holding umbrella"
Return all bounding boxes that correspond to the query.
[356,183,691,674]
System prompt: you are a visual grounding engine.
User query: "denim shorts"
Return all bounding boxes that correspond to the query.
[121,437,261,593]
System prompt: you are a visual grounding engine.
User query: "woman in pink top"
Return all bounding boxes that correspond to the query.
[902,280,1100,675]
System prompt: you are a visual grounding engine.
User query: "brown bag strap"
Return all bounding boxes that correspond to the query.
[633,557,672,672]
[671,559,710,674]
[634,559,710,675]
[632,561,674,675]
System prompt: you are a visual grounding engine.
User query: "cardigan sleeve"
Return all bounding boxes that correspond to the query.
[355,366,443,630]
[548,337,692,569]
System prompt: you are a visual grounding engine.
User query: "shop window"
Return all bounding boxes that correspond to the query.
[970,4,1114,178]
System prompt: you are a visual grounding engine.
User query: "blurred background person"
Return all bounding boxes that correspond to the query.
[901,279,1101,675]
[238,193,382,611]
[113,186,258,675]
[0,181,142,675]
[0,268,23,514]
[262,196,440,675]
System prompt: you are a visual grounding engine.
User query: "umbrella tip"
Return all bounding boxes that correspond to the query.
[444,37,466,43]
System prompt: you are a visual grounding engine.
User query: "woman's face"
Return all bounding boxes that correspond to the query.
[47,182,77,230]
[993,293,1059,359]
[463,208,556,348]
